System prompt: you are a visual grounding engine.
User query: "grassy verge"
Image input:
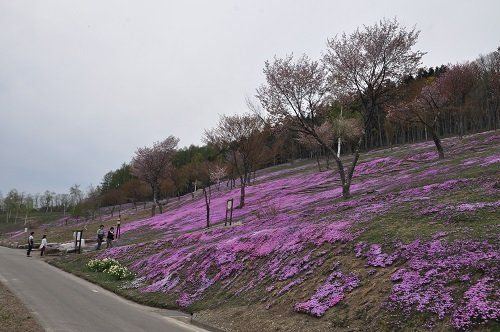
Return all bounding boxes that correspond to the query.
[48,253,179,310]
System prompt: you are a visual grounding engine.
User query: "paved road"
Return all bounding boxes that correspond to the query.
[0,246,208,332]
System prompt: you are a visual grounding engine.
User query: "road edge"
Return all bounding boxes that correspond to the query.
[44,255,226,332]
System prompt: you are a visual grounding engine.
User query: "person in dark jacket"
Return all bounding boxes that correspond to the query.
[27,232,34,257]
[106,227,115,249]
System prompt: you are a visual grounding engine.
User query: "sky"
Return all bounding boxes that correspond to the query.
[0,0,499,196]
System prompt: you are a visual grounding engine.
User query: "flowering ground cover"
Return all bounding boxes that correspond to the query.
[23,131,500,331]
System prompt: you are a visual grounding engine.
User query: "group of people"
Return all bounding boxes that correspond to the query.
[96,225,115,250]
[26,232,47,257]
[25,224,116,257]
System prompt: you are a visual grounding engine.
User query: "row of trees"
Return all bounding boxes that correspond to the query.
[3,18,498,224]
[0,185,84,224]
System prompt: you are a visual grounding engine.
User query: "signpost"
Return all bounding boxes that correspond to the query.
[73,230,83,254]
[225,199,234,226]
[116,218,121,239]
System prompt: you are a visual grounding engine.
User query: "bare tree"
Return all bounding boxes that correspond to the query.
[22,194,34,225]
[204,113,265,208]
[69,184,83,216]
[4,189,21,223]
[387,80,448,159]
[59,194,71,216]
[477,47,500,130]
[131,136,179,216]
[85,185,102,220]
[122,179,150,211]
[435,62,480,138]
[42,190,53,213]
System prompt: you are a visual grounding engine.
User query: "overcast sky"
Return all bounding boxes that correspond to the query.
[0,0,499,196]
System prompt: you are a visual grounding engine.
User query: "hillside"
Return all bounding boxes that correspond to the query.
[4,131,500,331]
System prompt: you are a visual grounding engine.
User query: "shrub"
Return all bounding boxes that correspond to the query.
[86,258,134,280]
[86,258,119,272]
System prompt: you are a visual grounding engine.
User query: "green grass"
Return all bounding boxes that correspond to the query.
[355,189,499,246]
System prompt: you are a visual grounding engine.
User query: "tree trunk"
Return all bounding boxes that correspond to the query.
[311,132,356,200]
[459,112,464,139]
[344,147,362,199]
[151,187,157,217]
[203,187,211,228]
[431,131,445,159]
[315,152,322,172]
[239,182,246,208]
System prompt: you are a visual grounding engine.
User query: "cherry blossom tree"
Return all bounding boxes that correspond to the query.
[323,18,425,148]
[209,162,227,190]
[257,54,363,198]
[132,136,179,216]
[296,122,334,172]
[204,113,265,208]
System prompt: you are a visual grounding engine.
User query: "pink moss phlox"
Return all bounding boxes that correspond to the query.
[6,229,24,239]
[86,131,499,317]
[455,201,500,212]
[277,278,305,296]
[354,156,403,177]
[355,242,367,258]
[387,239,499,329]
[406,151,440,162]
[355,242,399,267]
[294,270,360,317]
[416,201,500,219]
[400,179,469,199]
[366,244,399,267]
[451,277,500,330]
[479,155,500,167]
[176,292,193,307]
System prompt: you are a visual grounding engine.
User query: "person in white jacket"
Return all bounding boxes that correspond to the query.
[40,235,48,256]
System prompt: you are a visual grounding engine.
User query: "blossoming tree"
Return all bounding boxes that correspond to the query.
[204,113,266,208]
[257,54,364,198]
[131,136,179,216]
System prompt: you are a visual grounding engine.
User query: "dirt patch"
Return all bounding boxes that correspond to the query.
[0,282,44,332]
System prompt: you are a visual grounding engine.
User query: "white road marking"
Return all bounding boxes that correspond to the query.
[91,289,99,293]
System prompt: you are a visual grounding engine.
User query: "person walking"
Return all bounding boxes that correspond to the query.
[106,227,115,249]
[27,231,34,257]
[96,225,105,250]
[40,235,47,256]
